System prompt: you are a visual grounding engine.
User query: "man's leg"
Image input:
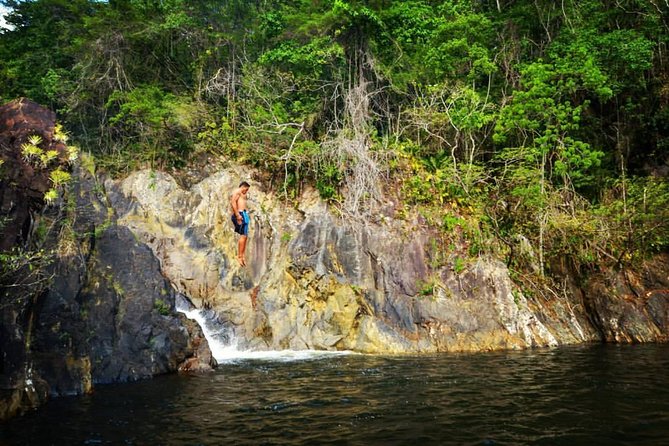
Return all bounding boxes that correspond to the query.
[238,235,248,266]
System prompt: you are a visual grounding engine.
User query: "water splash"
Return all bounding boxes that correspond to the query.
[175,294,354,363]
[213,348,353,363]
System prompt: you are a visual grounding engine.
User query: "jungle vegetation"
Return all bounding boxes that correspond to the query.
[1,0,668,284]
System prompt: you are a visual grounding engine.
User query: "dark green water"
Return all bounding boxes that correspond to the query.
[2,344,668,446]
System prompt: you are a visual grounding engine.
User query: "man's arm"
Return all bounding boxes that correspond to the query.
[230,190,242,222]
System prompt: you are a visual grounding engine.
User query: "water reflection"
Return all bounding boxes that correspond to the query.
[2,345,669,445]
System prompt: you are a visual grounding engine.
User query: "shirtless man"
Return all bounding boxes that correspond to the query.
[230,181,251,266]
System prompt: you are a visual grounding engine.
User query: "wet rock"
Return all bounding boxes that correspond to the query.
[178,317,216,374]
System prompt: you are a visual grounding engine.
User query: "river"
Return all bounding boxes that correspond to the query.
[2,344,668,445]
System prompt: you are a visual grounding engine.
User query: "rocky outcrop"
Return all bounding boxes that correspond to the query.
[0,99,214,420]
[106,168,669,354]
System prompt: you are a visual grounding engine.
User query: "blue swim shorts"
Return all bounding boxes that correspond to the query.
[231,210,250,236]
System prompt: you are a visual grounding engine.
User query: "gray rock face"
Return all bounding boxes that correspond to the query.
[74,225,190,384]
[107,168,669,355]
[1,162,214,420]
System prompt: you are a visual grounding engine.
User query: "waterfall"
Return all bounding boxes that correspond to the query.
[174,295,239,361]
[175,294,354,363]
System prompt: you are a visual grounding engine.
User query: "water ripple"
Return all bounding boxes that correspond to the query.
[2,344,669,445]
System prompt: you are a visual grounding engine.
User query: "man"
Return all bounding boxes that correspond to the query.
[230,181,251,266]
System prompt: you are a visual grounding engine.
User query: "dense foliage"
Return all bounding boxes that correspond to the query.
[1,0,668,281]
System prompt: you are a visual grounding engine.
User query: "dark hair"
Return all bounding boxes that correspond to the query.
[239,181,251,188]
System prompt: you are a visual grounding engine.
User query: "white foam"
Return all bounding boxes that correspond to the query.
[176,303,354,363]
[213,348,354,363]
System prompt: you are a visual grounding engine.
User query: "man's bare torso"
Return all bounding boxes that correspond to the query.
[230,187,248,214]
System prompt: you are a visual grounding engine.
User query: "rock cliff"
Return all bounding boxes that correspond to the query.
[107,167,669,354]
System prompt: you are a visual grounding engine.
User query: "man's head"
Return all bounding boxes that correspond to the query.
[239,181,250,194]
